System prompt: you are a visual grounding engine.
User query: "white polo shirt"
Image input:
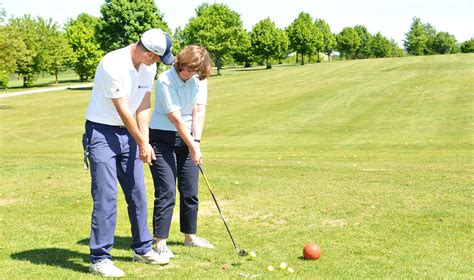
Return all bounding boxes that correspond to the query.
[85,45,156,126]
[150,67,207,131]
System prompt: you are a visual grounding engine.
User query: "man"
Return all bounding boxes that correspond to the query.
[82,28,174,278]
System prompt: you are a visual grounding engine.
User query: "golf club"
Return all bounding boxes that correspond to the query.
[198,164,248,257]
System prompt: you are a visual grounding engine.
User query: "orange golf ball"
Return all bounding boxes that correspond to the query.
[303,242,321,260]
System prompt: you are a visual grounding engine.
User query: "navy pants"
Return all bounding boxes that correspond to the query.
[84,120,153,263]
[149,129,199,239]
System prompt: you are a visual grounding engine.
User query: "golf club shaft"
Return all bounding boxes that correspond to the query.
[198,164,240,254]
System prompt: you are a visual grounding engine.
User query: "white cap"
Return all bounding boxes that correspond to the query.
[140,28,174,65]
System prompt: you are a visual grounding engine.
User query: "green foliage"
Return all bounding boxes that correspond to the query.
[97,0,170,53]
[432,32,458,54]
[183,3,247,74]
[315,19,336,60]
[172,26,186,54]
[39,23,76,84]
[354,25,372,59]
[460,38,474,53]
[250,18,288,69]
[0,25,27,88]
[337,27,361,60]
[404,17,460,56]
[389,39,405,57]
[404,17,429,55]
[65,13,103,81]
[231,31,254,67]
[0,4,5,23]
[274,28,290,63]
[370,32,391,58]
[8,15,44,87]
[287,12,320,65]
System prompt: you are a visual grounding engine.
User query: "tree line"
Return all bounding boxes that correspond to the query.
[1,0,473,88]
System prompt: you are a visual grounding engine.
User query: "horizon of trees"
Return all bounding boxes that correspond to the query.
[1,1,473,88]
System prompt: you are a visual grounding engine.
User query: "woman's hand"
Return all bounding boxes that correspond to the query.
[190,143,202,165]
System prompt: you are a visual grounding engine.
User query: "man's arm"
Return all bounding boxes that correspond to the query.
[112,97,154,165]
[136,91,156,163]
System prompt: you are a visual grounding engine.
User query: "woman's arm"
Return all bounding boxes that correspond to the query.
[167,110,202,165]
[192,104,206,142]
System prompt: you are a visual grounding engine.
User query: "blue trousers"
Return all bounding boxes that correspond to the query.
[149,129,199,239]
[84,120,153,263]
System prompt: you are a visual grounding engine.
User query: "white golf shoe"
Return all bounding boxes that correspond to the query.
[184,237,215,249]
[133,249,170,265]
[156,244,175,259]
[89,259,125,278]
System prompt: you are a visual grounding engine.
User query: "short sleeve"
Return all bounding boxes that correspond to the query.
[196,79,208,105]
[156,80,180,113]
[98,59,126,99]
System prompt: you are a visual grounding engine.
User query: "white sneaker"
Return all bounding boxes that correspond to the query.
[89,259,125,278]
[133,249,170,265]
[184,237,215,249]
[156,244,175,259]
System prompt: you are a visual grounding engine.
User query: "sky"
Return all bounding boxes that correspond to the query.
[1,0,473,47]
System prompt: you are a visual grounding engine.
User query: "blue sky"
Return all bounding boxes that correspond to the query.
[2,0,473,46]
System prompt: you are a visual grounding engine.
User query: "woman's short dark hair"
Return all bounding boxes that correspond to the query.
[174,45,212,80]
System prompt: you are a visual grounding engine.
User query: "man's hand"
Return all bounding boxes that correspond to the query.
[139,143,156,165]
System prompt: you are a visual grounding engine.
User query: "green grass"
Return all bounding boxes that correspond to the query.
[0,54,473,279]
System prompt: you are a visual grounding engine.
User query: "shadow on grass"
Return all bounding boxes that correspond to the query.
[68,86,93,91]
[232,68,268,72]
[8,79,91,90]
[11,247,131,274]
[11,248,90,273]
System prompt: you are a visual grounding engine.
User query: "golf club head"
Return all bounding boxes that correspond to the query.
[238,249,248,256]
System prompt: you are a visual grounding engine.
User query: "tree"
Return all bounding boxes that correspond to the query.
[389,39,404,57]
[66,13,104,81]
[232,31,254,67]
[336,27,361,60]
[423,23,437,54]
[354,25,372,59]
[183,3,247,74]
[275,28,290,64]
[310,20,324,62]
[432,32,457,54]
[370,32,391,58]
[172,26,186,54]
[404,17,428,56]
[40,22,76,84]
[0,4,5,23]
[460,38,474,53]
[9,15,43,87]
[251,18,281,69]
[315,19,336,61]
[0,25,28,88]
[97,0,170,53]
[287,12,319,65]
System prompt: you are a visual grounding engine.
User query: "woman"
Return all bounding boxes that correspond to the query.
[149,45,213,259]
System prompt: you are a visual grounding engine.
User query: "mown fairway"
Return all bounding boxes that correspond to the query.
[0,54,472,279]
